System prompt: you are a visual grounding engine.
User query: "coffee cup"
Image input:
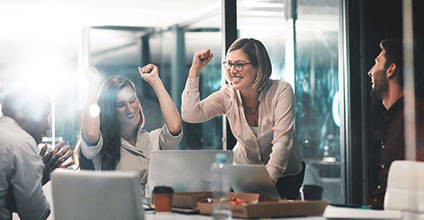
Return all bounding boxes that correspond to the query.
[152,186,174,212]
[300,185,323,200]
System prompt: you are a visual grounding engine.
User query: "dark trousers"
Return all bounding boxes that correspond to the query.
[275,161,306,200]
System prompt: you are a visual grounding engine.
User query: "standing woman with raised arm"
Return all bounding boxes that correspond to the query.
[80,64,183,195]
[182,38,305,200]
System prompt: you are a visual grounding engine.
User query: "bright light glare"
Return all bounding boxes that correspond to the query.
[332,91,341,127]
[15,55,69,98]
[89,104,100,117]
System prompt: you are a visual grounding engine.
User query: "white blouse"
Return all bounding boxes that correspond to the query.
[81,124,183,195]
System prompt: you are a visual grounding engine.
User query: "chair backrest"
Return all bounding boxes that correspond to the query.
[384,160,424,213]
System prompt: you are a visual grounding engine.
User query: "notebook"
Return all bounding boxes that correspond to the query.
[323,206,402,219]
[51,170,144,220]
[229,164,281,200]
[147,150,234,194]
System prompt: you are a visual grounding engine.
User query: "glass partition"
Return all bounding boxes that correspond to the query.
[82,0,346,202]
[87,27,161,130]
[147,29,224,149]
[180,30,223,149]
[85,9,223,150]
[296,0,344,204]
[237,0,345,204]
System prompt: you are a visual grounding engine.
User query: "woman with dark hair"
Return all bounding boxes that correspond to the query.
[182,38,304,199]
[81,64,183,195]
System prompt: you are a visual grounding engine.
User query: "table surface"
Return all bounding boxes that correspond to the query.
[34,181,327,220]
[145,213,326,220]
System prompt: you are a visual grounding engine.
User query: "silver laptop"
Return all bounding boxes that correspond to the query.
[51,170,144,220]
[147,150,234,194]
[230,164,281,200]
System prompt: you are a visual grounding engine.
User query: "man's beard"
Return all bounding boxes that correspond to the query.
[15,119,45,145]
[371,72,389,100]
[371,68,389,100]
[22,122,46,145]
[26,128,44,145]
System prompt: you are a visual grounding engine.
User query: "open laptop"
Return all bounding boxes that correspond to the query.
[147,150,233,194]
[51,170,144,220]
[229,164,281,200]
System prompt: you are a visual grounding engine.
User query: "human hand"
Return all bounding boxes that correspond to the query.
[190,49,213,76]
[138,64,160,84]
[85,66,102,86]
[40,142,74,185]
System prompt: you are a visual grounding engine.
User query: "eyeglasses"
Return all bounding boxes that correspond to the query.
[222,61,252,72]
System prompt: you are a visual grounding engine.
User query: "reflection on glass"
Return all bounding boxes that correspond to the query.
[237,0,344,204]
[149,30,223,149]
[89,28,164,132]
[180,31,223,149]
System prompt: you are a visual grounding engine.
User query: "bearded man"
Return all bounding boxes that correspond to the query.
[366,38,424,209]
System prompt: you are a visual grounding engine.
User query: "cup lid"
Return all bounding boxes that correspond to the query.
[152,186,174,194]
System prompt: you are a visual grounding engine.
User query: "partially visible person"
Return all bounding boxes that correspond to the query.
[181,38,305,200]
[80,65,183,195]
[0,89,73,220]
[366,38,424,209]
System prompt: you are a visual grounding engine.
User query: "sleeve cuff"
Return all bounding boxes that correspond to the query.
[163,123,183,138]
[159,123,183,150]
[80,131,103,159]
[266,164,283,183]
[185,76,200,90]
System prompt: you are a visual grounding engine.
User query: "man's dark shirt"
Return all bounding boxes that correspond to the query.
[367,97,424,209]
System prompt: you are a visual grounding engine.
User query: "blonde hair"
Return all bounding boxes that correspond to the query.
[227,38,272,91]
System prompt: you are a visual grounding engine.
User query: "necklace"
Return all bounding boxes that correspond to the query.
[244,102,259,114]
[241,91,259,114]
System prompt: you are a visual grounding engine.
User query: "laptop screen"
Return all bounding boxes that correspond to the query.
[230,164,281,200]
[51,170,144,220]
[147,150,234,195]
